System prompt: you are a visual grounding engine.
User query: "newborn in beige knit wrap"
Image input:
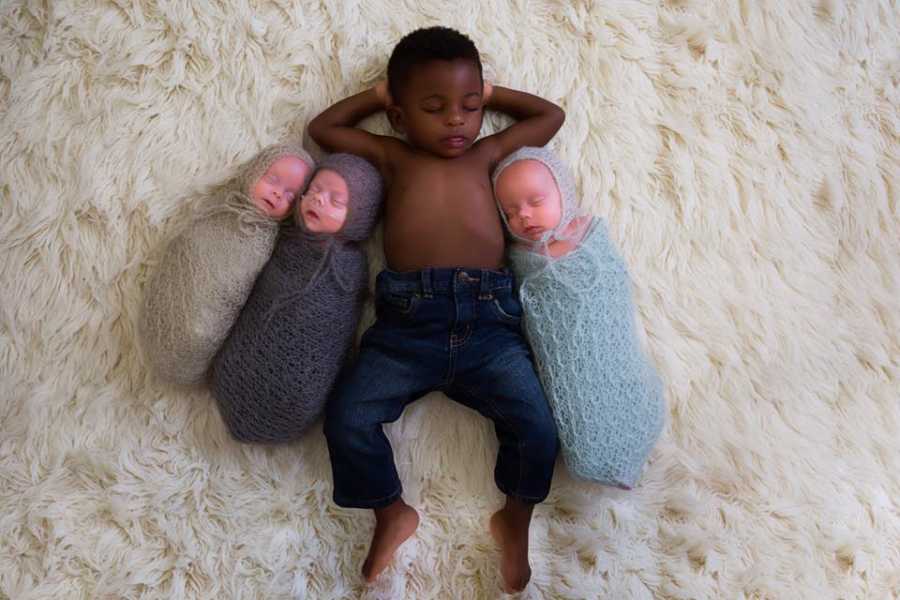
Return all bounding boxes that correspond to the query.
[139,143,315,385]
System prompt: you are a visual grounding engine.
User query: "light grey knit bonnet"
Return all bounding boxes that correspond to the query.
[491,145,582,247]
[239,141,315,200]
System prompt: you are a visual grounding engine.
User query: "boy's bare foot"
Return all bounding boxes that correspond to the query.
[362,498,419,583]
[489,497,534,593]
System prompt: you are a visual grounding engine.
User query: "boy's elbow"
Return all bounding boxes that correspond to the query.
[552,105,566,130]
[307,115,325,144]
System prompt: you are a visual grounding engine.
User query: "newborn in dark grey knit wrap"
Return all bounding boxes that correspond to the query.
[210,154,383,443]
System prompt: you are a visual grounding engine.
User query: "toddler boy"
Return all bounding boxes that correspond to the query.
[309,26,564,593]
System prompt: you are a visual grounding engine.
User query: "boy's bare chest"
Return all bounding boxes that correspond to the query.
[388,155,493,208]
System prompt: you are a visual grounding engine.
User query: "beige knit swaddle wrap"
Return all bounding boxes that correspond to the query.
[139,142,315,385]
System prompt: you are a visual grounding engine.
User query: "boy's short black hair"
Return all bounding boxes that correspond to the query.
[387,26,483,101]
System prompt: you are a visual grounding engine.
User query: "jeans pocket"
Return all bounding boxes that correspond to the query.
[376,290,421,317]
[491,288,523,323]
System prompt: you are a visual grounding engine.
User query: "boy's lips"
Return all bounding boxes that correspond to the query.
[304,209,320,221]
[441,135,468,148]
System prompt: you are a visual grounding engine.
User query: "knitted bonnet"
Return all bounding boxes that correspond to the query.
[238,141,315,200]
[300,153,383,241]
[491,145,582,247]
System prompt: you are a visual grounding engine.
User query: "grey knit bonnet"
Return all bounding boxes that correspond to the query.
[491,146,581,246]
[297,153,383,241]
[237,141,316,205]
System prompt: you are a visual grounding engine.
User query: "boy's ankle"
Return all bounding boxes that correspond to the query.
[374,498,411,520]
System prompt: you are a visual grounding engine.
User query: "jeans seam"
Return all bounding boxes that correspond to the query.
[454,381,523,497]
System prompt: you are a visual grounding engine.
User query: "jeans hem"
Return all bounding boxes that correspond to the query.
[495,481,548,505]
[333,486,403,510]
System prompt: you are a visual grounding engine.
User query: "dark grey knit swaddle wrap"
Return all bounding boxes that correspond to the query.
[210,154,383,443]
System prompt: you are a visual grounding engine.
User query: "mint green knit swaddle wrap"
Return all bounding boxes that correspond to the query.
[510,218,665,488]
[493,146,665,488]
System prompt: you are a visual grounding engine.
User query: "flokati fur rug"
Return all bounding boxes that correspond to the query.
[1,1,899,598]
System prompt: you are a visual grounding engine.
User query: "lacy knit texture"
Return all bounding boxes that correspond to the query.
[138,142,314,385]
[210,229,369,442]
[210,154,383,443]
[511,218,666,488]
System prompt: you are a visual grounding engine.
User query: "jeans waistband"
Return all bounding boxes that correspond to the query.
[377,267,514,297]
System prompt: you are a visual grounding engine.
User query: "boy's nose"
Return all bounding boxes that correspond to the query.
[447,111,464,126]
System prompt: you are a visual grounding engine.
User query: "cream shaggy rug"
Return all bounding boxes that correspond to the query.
[1,1,898,598]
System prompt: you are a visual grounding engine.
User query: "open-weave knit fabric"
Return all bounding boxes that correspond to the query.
[210,154,382,443]
[494,146,665,488]
[138,142,315,386]
[510,218,666,488]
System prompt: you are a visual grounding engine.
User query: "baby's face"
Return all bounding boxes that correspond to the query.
[390,59,485,158]
[250,156,311,219]
[298,169,349,234]
[495,160,563,241]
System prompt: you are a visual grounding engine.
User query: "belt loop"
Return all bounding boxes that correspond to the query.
[420,268,433,298]
[478,269,492,300]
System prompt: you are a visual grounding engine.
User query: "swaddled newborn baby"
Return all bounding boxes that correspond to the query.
[492,146,665,489]
[210,154,383,443]
[140,143,315,385]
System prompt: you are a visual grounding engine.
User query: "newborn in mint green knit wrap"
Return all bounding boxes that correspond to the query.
[492,146,665,489]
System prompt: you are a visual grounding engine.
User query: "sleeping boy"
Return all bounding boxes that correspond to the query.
[308,26,564,592]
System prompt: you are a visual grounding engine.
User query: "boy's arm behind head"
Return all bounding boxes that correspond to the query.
[478,85,565,170]
[308,87,392,173]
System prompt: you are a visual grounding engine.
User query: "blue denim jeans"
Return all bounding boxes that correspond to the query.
[324,268,559,509]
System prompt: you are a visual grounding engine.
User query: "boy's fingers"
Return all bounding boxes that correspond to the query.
[375,80,392,106]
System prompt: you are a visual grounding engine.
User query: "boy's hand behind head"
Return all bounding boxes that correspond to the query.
[374,80,393,108]
[482,81,493,106]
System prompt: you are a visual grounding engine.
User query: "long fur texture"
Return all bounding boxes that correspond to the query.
[1,1,898,598]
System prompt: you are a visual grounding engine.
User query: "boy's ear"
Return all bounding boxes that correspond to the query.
[386,106,405,134]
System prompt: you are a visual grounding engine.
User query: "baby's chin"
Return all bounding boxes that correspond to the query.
[253,198,288,219]
[514,229,544,241]
[301,213,343,235]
